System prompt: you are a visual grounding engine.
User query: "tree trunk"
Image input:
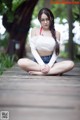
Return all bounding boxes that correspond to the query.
[67,4,74,60]
[3,0,38,59]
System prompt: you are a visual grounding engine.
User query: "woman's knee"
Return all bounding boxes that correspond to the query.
[17,59,23,67]
[17,58,29,67]
[67,60,75,69]
[17,58,30,67]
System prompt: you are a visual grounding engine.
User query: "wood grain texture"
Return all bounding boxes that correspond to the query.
[0,63,80,120]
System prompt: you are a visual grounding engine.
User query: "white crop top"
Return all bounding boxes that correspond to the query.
[29,35,60,67]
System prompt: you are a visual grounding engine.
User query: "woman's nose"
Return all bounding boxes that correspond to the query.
[44,20,47,23]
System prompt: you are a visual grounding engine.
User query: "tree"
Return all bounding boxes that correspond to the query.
[51,1,80,60]
[0,0,79,59]
[1,0,38,58]
[67,4,74,60]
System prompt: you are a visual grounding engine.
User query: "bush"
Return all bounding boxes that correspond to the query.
[0,53,15,75]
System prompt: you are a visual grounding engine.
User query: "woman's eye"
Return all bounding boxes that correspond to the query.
[41,18,49,22]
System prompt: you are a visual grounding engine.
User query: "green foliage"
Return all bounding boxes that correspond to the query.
[32,0,44,19]
[0,32,9,48]
[0,53,15,75]
[0,0,80,25]
[12,0,26,11]
[32,1,80,24]
[0,0,14,22]
[0,0,12,15]
[0,0,26,23]
[51,4,67,21]
[51,4,80,23]
[0,2,8,15]
[59,51,68,59]
[72,4,80,22]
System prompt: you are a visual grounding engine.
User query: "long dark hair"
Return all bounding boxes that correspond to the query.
[38,8,60,55]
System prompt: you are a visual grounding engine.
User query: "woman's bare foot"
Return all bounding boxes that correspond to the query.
[28,71,45,75]
[28,71,62,76]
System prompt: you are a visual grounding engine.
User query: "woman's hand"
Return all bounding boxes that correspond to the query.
[40,65,50,74]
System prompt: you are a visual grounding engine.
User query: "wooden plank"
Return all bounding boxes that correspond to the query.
[0,107,80,120]
[0,62,80,120]
[0,90,80,107]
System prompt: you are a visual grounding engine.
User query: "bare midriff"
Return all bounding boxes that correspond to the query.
[37,50,53,56]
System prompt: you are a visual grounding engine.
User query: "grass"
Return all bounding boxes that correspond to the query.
[0,53,15,75]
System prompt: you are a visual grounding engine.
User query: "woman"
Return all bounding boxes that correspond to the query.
[17,8,74,75]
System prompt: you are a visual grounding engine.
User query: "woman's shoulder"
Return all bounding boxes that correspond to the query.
[31,27,40,36]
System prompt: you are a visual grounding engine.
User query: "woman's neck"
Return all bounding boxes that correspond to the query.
[40,27,52,36]
[41,27,49,31]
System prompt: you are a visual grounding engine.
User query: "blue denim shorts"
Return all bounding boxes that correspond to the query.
[34,54,52,64]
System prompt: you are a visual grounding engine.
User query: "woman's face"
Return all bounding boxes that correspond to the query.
[40,13,50,30]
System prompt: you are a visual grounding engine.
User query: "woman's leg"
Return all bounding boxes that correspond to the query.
[17,58,41,72]
[18,59,74,75]
[48,60,74,75]
[28,60,74,75]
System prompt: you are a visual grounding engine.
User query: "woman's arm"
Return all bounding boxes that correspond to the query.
[47,31,60,67]
[29,28,45,66]
[55,31,60,43]
[47,51,58,67]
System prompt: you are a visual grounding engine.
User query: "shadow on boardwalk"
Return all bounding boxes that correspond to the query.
[0,56,80,120]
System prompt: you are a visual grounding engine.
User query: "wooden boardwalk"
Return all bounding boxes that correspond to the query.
[0,61,80,120]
